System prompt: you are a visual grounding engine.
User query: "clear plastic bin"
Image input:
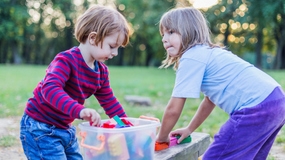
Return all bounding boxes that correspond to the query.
[78,117,160,160]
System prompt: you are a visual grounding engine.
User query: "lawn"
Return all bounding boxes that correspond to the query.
[0,64,285,140]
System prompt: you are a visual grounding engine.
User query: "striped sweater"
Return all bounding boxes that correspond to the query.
[25,46,127,129]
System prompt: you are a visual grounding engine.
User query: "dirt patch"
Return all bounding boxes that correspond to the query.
[270,144,285,160]
[0,117,25,160]
[0,117,284,160]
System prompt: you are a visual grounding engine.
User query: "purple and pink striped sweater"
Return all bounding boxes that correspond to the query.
[25,46,127,129]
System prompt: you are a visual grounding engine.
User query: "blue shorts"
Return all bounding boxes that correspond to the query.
[203,87,285,160]
[20,113,83,160]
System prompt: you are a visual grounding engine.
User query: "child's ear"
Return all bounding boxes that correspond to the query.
[88,32,97,45]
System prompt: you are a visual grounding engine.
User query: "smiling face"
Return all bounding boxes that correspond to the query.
[161,28,182,57]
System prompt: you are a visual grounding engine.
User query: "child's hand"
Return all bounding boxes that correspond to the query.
[155,135,170,151]
[79,108,101,127]
[156,134,170,143]
[170,127,191,144]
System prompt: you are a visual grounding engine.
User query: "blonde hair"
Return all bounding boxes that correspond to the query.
[74,5,130,47]
[159,7,216,70]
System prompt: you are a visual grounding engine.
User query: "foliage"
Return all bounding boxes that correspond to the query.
[0,0,285,69]
[205,0,285,69]
[0,0,29,64]
[110,0,176,66]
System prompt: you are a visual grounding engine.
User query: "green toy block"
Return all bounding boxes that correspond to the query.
[176,135,191,144]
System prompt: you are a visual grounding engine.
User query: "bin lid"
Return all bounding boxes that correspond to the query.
[78,117,160,133]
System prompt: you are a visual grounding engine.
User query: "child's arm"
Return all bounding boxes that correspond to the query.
[41,56,85,119]
[171,96,215,143]
[156,97,186,142]
[94,64,127,118]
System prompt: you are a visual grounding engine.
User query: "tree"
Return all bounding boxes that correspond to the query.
[0,0,29,64]
[206,0,285,68]
[206,0,253,54]
[1,0,284,69]
[115,0,176,66]
[246,0,284,69]
[270,0,285,69]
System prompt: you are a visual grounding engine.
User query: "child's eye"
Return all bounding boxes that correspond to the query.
[169,30,174,34]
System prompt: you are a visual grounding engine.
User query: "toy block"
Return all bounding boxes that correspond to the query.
[113,115,126,127]
[155,141,169,151]
[169,135,192,147]
[177,135,192,144]
[155,135,192,151]
[169,136,178,147]
[107,133,130,159]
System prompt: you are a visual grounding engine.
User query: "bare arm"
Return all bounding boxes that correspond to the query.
[170,96,215,143]
[156,97,186,142]
[187,96,215,132]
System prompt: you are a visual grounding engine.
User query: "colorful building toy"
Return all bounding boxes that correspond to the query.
[155,135,192,151]
[107,133,130,159]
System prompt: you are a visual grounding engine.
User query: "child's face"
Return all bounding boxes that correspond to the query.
[161,28,181,57]
[90,32,125,62]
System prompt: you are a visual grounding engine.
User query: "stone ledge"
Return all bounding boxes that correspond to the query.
[124,95,152,106]
[154,132,210,160]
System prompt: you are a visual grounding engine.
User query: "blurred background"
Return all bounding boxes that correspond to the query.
[1,1,285,158]
[1,0,285,69]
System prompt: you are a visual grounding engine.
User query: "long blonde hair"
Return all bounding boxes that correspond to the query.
[159,7,216,70]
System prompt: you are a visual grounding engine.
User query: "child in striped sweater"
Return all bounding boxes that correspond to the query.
[20,5,130,159]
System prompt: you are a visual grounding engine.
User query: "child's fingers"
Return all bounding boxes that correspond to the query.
[84,112,91,118]
[93,120,101,127]
[170,130,180,137]
[80,109,101,126]
[170,130,188,143]
[91,118,99,126]
[90,112,101,126]
[80,109,91,120]
[177,136,185,144]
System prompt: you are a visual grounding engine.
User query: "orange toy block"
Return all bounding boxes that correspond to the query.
[155,141,169,151]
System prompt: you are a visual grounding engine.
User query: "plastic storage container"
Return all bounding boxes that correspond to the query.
[78,117,160,160]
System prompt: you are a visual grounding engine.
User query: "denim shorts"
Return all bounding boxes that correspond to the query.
[20,113,83,160]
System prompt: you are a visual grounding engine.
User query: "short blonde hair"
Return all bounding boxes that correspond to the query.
[159,7,216,70]
[74,5,130,47]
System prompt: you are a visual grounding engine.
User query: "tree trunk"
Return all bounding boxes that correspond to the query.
[273,38,283,69]
[65,25,73,49]
[224,26,230,47]
[11,40,22,64]
[145,43,152,66]
[130,41,138,66]
[280,14,285,69]
[273,5,285,69]
[281,44,285,69]
[117,47,124,66]
[255,28,263,69]
[0,41,8,63]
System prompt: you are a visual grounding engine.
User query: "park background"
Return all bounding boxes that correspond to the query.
[1,0,285,159]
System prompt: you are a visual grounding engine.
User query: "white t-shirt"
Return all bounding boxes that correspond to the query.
[172,45,280,114]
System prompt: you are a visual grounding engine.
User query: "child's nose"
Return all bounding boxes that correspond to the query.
[162,35,167,43]
[111,50,118,56]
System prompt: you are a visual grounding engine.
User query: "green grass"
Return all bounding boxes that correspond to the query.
[0,65,285,140]
[0,65,46,116]
[0,135,17,147]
